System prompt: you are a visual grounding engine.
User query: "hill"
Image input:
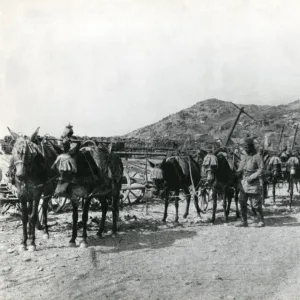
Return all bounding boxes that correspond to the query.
[124,98,300,148]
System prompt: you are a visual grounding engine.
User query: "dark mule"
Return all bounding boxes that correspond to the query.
[264,153,283,204]
[148,155,202,223]
[8,128,59,251]
[52,141,123,247]
[285,153,300,207]
[202,152,240,224]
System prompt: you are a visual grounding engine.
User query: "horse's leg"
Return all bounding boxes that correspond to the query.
[183,188,191,219]
[80,197,91,248]
[289,177,294,208]
[112,184,120,235]
[223,190,228,223]
[162,189,169,222]
[97,197,108,238]
[211,189,217,224]
[226,188,233,222]
[27,200,33,240]
[174,190,179,223]
[234,188,240,219]
[191,187,202,218]
[272,181,276,204]
[69,199,79,247]
[20,197,28,251]
[28,194,40,251]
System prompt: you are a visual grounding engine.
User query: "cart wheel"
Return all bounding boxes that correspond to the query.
[198,188,210,212]
[120,169,131,205]
[120,169,146,205]
[36,199,44,230]
[49,197,68,213]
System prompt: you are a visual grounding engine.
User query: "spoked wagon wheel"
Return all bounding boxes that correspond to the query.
[120,169,146,206]
[48,197,68,213]
[198,187,210,212]
[37,197,68,230]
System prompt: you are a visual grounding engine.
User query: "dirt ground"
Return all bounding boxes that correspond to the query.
[1,184,300,300]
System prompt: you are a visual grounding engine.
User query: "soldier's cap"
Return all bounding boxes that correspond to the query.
[243,137,254,146]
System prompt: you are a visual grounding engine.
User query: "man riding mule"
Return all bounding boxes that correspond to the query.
[52,140,123,248]
[148,155,203,223]
[236,137,265,227]
[7,127,59,251]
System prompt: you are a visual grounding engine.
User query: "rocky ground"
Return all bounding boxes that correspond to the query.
[1,184,300,300]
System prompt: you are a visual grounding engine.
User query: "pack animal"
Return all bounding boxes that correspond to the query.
[7,127,59,251]
[52,141,123,247]
[264,152,283,204]
[148,155,203,222]
[202,151,240,224]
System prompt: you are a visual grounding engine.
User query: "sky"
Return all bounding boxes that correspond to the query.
[1,0,300,138]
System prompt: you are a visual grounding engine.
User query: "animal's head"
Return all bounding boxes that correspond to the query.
[148,159,166,195]
[202,154,218,185]
[267,156,281,178]
[286,156,299,177]
[8,127,40,181]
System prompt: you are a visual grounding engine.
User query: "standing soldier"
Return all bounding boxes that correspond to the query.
[236,137,265,227]
[61,124,75,153]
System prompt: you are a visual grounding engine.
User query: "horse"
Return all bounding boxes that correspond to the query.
[7,127,59,251]
[148,155,203,223]
[52,141,123,247]
[202,150,240,224]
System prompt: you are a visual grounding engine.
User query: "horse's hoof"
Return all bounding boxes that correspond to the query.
[95,234,103,239]
[68,242,77,248]
[28,245,36,252]
[42,234,49,240]
[162,219,166,223]
[183,214,188,219]
[79,241,88,248]
[19,244,27,252]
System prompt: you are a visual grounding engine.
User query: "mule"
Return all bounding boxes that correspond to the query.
[7,127,59,251]
[202,151,240,224]
[285,154,300,207]
[52,141,123,247]
[264,153,283,204]
[148,155,202,223]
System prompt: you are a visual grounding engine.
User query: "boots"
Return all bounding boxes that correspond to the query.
[235,204,248,227]
[255,207,265,227]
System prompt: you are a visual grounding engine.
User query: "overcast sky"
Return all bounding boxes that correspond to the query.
[1,0,300,138]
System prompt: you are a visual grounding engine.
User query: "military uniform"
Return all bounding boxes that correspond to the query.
[237,144,265,227]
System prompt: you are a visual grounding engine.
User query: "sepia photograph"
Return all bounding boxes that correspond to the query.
[0,1,300,299]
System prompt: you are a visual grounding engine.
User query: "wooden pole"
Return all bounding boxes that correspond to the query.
[291,124,299,150]
[277,125,285,151]
[225,107,244,147]
[145,139,149,215]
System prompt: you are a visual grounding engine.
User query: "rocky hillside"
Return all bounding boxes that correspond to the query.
[124,98,300,147]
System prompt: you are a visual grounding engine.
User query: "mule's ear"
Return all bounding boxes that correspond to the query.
[30,127,40,142]
[7,127,19,140]
[147,160,155,168]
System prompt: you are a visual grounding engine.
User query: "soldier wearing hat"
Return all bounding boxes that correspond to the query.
[236,137,265,227]
[61,124,75,153]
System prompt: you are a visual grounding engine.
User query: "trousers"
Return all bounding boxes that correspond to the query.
[239,190,264,224]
